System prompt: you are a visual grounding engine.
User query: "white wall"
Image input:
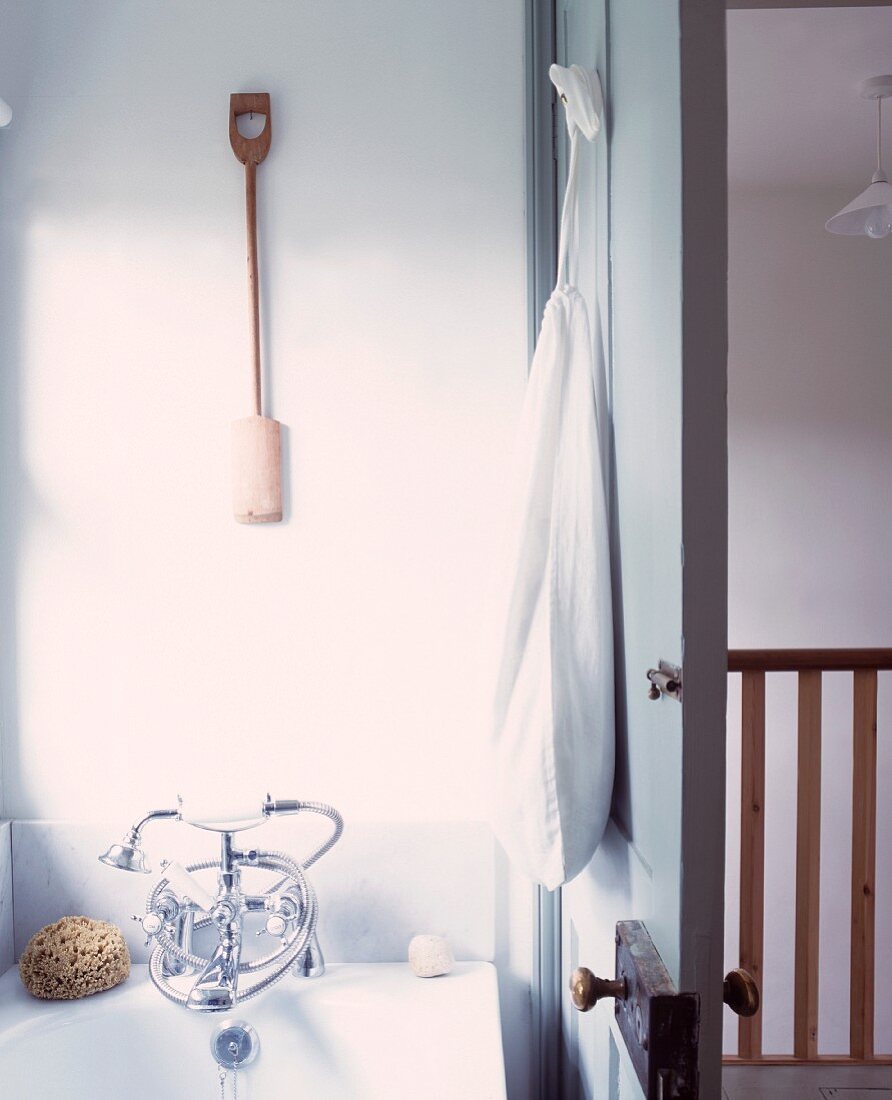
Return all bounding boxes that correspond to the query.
[0,5,534,1095]
[725,187,892,1054]
[0,0,526,823]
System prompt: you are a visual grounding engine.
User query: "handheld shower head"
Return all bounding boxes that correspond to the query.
[99,835,151,874]
[98,808,179,874]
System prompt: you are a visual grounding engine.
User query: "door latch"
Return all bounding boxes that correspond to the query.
[569,921,699,1098]
[722,968,760,1017]
[647,660,682,702]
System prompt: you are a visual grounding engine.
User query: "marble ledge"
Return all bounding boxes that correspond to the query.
[9,819,497,967]
[0,822,12,975]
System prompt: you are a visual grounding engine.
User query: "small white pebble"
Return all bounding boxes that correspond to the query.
[408,934,454,978]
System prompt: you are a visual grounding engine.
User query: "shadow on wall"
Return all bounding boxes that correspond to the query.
[0,2,126,817]
[0,38,37,818]
[0,216,22,820]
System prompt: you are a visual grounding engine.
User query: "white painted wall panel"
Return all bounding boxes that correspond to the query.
[0,0,526,824]
[0,4,531,1094]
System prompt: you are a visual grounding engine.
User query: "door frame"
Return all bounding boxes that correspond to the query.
[676,2,729,1089]
[524,3,562,1096]
[525,1,728,1095]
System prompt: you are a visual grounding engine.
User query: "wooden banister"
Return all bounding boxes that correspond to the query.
[728,648,892,673]
[727,648,887,1067]
[851,669,878,1061]
[738,670,765,1059]
[794,670,821,1060]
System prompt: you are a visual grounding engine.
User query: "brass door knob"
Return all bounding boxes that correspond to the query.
[723,968,760,1017]
[569,966,626,1012]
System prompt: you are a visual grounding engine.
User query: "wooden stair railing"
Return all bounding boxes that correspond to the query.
[725,648,892,1067]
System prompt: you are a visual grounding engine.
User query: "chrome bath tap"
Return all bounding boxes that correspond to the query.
[99,796,343,1012]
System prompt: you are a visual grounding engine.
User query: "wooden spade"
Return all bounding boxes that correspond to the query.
[229,92,282,524]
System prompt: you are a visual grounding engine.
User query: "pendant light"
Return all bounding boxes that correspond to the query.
[826,76,892,239]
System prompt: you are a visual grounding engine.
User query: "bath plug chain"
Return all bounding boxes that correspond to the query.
[217,1063,239,1100]
[211,1018,255,1100]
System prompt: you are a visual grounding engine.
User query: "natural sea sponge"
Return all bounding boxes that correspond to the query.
[19,916,130,1000]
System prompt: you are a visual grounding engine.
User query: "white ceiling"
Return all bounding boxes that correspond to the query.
[728,5,892,190]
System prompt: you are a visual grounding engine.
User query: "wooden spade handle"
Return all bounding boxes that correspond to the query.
[229,92,271,165]
[230,93,271,417]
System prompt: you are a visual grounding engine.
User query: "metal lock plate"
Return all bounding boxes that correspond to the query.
[614,921,699,1099]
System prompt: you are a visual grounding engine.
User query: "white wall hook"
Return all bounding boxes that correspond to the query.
[549,64,602,142]
[0,97,12,128]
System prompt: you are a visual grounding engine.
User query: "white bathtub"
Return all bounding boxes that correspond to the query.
[0,962,506,1099]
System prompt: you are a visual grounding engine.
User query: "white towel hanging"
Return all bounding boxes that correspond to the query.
[490,66,614,890]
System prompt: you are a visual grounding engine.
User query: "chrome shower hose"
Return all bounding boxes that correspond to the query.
[147,802,342,1008]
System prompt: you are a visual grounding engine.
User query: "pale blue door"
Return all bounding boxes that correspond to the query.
[552,1,728,1097]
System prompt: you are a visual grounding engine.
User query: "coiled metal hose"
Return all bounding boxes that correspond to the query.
[147,802,342,1008]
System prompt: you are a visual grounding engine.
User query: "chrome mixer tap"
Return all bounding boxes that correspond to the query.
[100,795,343,1011]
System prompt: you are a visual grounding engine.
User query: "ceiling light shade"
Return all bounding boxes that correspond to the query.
[827,76,892,239]
[825,178,892,238]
